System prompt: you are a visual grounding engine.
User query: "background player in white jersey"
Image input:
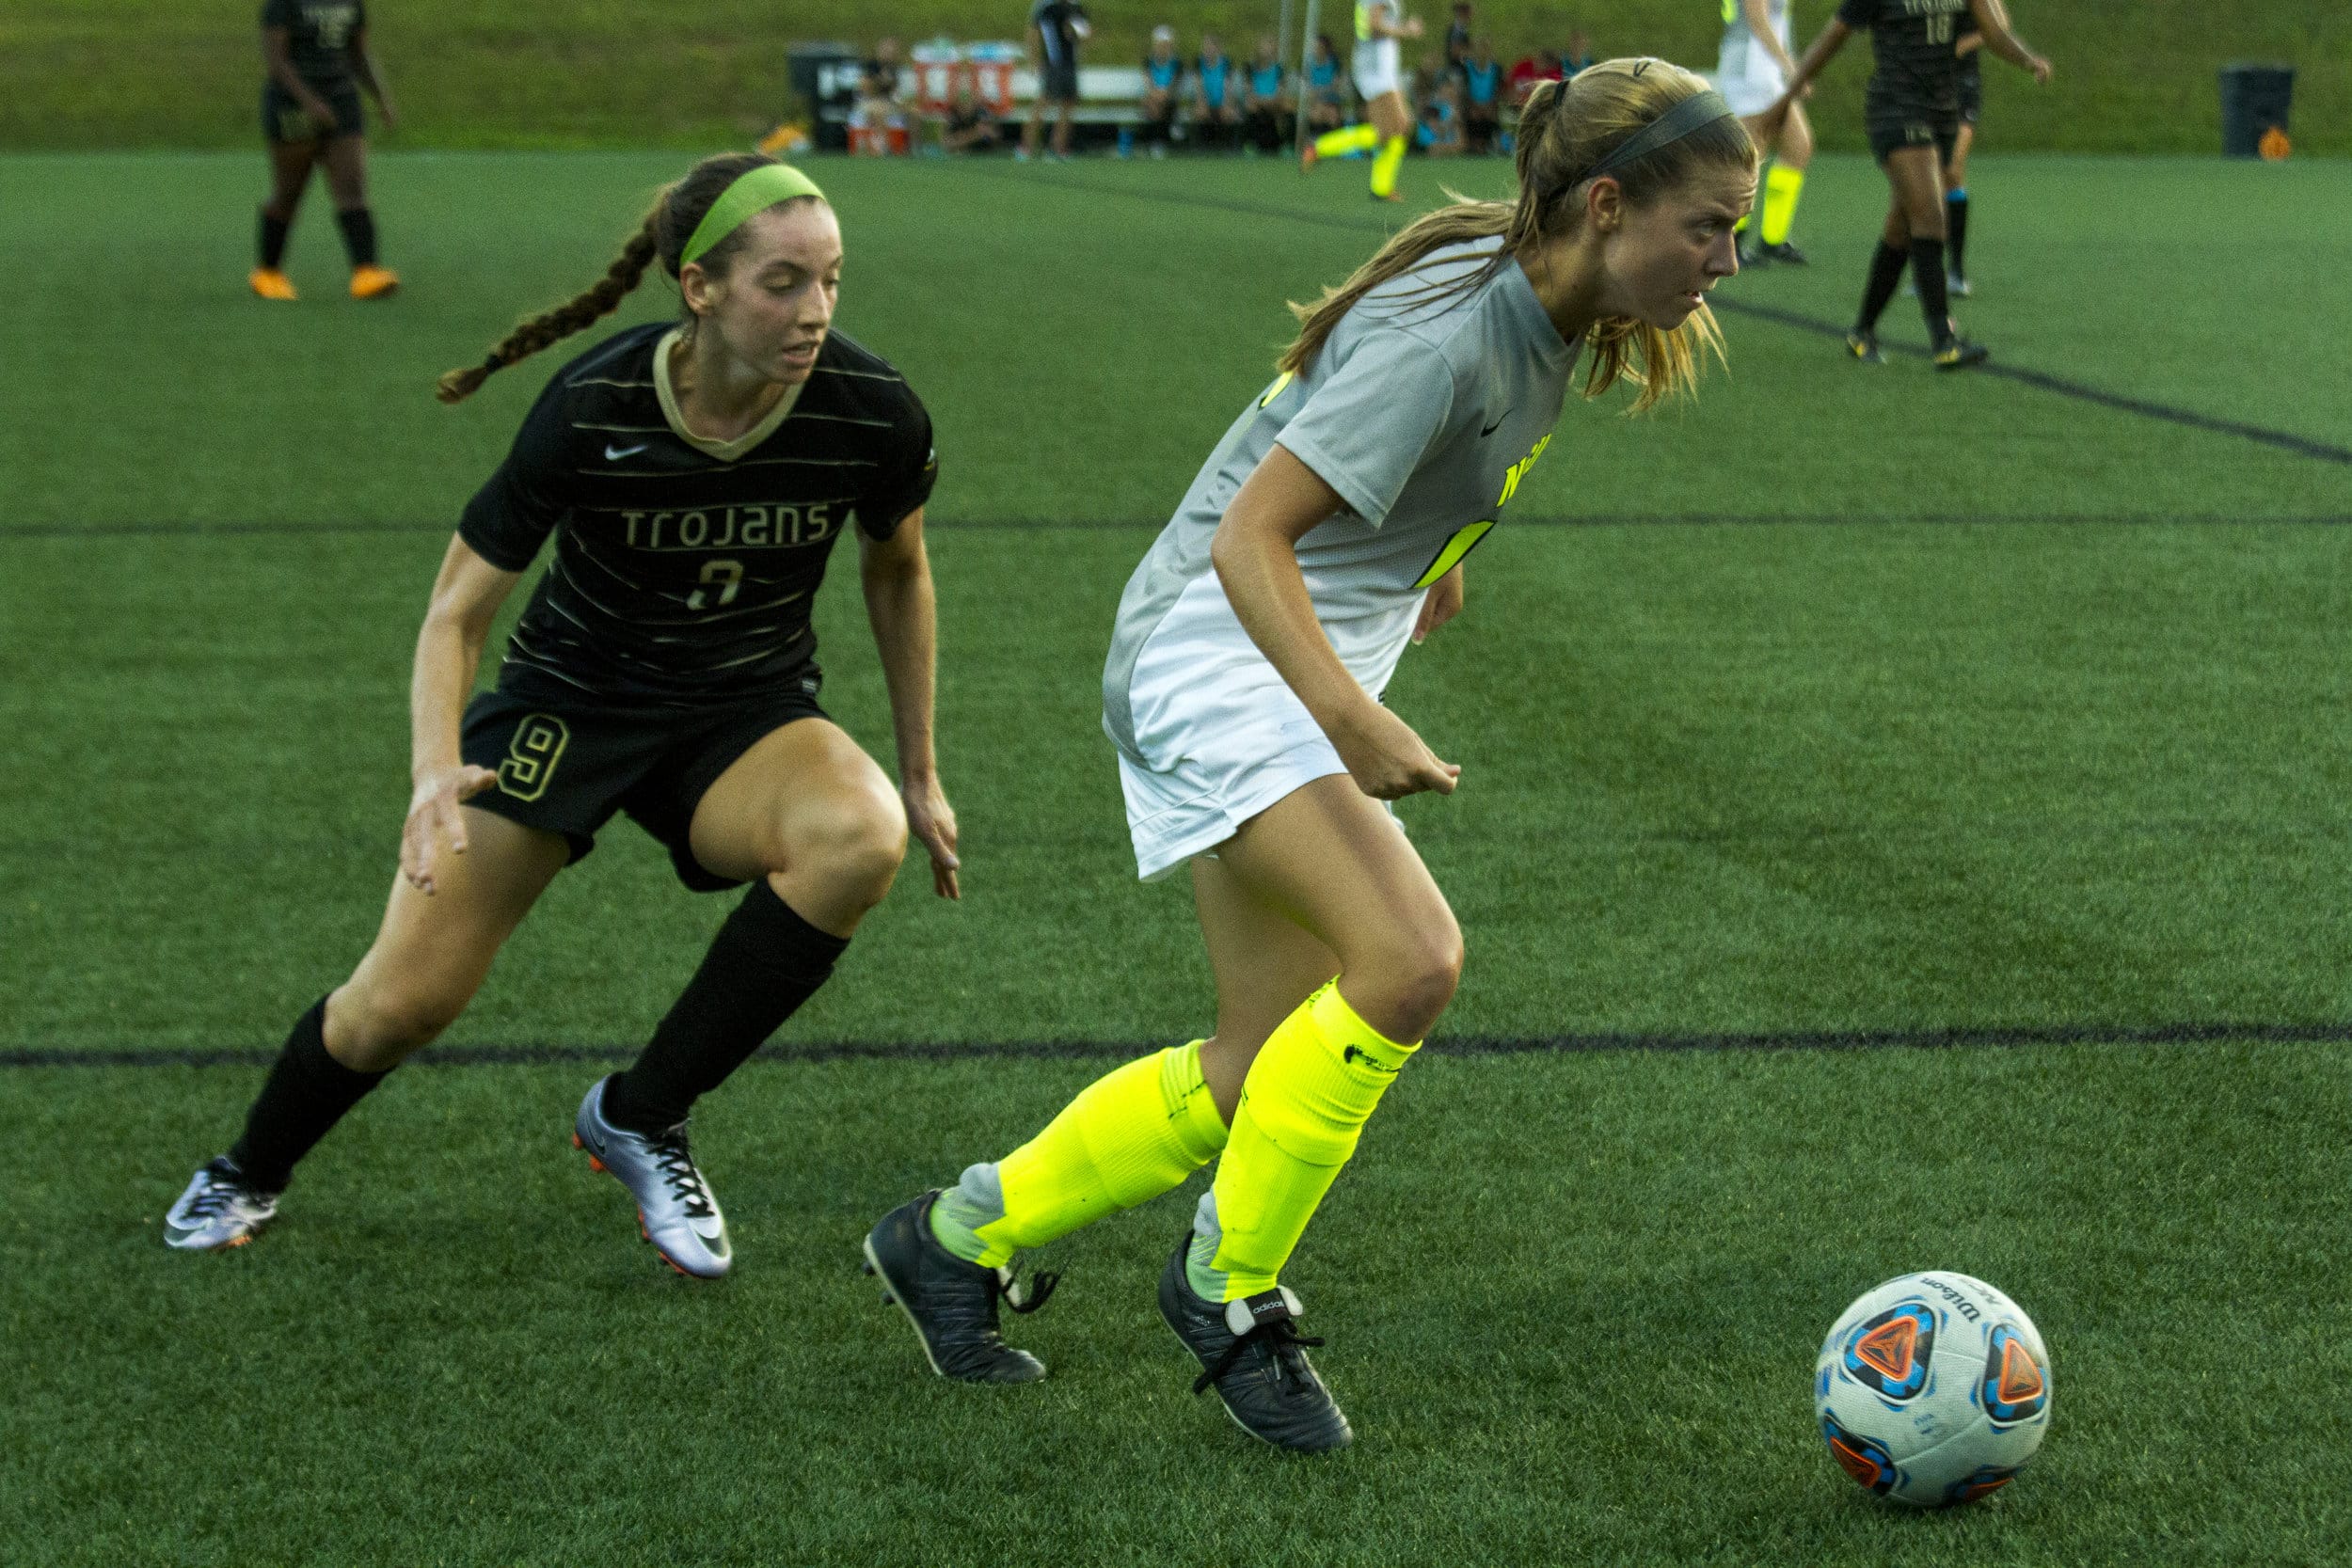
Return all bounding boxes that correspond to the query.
[1300,1,1425,201]
[866,59,1756,1452]
[1718,0,1814,263]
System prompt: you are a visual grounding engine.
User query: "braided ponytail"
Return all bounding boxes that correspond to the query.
[434,150,803,404]
[435,209,660,404]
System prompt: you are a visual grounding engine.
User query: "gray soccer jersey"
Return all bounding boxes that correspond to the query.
[1103,235,1577,759]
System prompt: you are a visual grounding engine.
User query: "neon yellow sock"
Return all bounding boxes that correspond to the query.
[1761,164,1806,246]
[928,1041,1228,1268]
[1370,134,1408,197]
[1199,982,1418,1300]
[1313,122,1380,158]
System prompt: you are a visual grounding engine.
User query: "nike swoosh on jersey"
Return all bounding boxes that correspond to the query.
[605,442,651,460]
[1479,412,1511,437]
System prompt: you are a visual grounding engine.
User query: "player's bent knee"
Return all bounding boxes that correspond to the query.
[333,983,469,1061]
[785,792,908,904]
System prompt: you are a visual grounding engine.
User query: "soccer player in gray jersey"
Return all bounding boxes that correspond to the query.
[866,58,1756,1452]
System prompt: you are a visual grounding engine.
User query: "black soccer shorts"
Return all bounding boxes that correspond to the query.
[457,679,831,892]
[1867,97,1959,166]
[262,82,365,144]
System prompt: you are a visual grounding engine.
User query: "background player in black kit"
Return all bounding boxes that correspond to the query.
[167,154,958,1279]
[254,0,400,301]
[1776,0,2047,368]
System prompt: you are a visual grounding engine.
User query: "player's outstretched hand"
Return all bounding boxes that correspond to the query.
[903,776,961,900]
[1413,563,1464,644]
[2028,55,2053,85]
[402,764,501,895]
[1333,701,1459,800]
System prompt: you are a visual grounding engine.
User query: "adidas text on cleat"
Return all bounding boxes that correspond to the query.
[1933,335,1991,371]
[1845,330,1884,365]
[863,1191,1056,1384]
[573,1077,731,1278]
[165,1158,279,1251]
[1159,1229,1352,1452]
[248,268,298,301]
[349,264,400,300]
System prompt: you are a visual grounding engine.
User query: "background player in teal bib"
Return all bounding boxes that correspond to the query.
[866,60,1757,1452]
[253,0,401,302]
[166,156,960,1281]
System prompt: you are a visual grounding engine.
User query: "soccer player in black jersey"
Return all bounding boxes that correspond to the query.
[254,0,400,302]
[167,154,956,1278]
[1776,0,2047,368]
[1945,7,1988,295]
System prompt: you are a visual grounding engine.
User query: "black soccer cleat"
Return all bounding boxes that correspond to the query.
[1845,330,1885,365]
[1158,1227,1353,1452]
[1932,334,1991,371]
[1757,240,1809,265]
[863,1191,1056,1384]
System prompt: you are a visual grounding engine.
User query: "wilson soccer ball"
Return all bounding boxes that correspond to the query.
[1815,1272,2053,1507]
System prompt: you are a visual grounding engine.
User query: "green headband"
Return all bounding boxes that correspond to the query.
[681,163,827,268]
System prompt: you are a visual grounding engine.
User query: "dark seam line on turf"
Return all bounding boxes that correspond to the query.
[976,166,2352,469]
[1706,297,2352,466]
[10,513,2352,541]
[9,1020,2352,1069]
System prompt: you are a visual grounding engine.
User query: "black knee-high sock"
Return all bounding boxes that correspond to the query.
[227,998,389,1192]
[334,206,378,268]
[1946,190,1970,278]
[601,881,850,1133]
[258,209,292,270]
[1856,240,1909,334]
[1910,237,1952,341]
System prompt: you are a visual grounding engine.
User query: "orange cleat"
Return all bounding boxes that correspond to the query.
[349,263,401,300]
[1299,142,1319,174]
[248,267,298,301]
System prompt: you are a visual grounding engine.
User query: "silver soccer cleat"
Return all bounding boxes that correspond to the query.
[572,1077,732,1278]
[163,1158,279,1251]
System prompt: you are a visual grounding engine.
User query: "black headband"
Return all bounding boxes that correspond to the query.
[1585,88,1736,180]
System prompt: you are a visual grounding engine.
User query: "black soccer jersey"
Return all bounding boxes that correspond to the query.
[261,0,366,90]
[1029,1,1089,68]
[459,322,938,709]
[1836,0,1970,112]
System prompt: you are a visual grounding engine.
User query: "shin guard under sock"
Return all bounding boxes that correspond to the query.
[227,997,389,1191]
[334,206,378,268]
[930,1040,1229,1268]
[1856,240,1909,334]
[1194,981,1418,1300]
[602,880,848,1133]
[1910,237,1952,340]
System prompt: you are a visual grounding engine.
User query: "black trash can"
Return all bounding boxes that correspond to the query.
[2218,62,2294,158]
[789,42,861,151]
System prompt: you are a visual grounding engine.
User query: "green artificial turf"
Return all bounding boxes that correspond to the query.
[2,151,2349,1563]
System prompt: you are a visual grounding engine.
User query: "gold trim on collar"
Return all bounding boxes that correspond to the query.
[653,327,804,461]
